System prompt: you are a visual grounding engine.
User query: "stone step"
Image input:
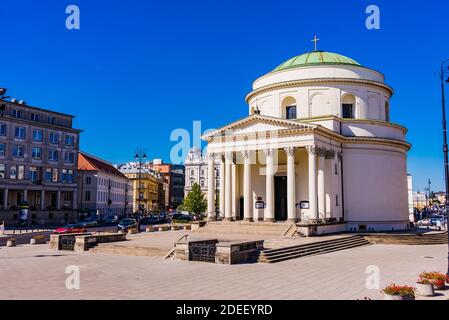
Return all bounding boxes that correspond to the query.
[258,236,370,263]
[260,236,366,257]
[259,241,371,263]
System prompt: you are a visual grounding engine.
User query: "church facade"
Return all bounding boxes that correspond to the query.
[202,50,411,232]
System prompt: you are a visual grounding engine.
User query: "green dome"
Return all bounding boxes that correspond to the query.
[273,51,361,72]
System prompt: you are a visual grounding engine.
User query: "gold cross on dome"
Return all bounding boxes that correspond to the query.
[311,35,320,51]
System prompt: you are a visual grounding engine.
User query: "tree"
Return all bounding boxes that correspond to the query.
[181,183,207,215]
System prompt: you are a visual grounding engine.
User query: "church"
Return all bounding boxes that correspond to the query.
[202,42,411,233]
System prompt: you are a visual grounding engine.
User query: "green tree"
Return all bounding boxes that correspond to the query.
[181,182,207,215]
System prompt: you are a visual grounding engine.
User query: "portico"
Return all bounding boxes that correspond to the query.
[203,115,343,224]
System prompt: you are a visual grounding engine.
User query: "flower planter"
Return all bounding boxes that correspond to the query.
[433,281,446,290]
[415,282,435,297]
[30,235,46,245]
[384,294,415,300]
[6,239,16,247]
[145,226,155,232]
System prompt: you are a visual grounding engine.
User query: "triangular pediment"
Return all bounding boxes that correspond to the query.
[202,114,316,140]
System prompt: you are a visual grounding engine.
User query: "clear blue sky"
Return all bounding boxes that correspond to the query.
[0,0,448,192]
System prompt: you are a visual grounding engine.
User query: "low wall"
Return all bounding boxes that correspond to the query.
[297,223,347,237]
[216,240,264,264]
[50,233,91,251]
[74,233,127,252]
[174,239,264,264]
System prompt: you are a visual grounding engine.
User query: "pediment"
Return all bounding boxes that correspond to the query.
[202,114,316,140]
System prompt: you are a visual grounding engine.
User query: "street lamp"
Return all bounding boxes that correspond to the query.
[438,58,449,277]
[134,149,147,232]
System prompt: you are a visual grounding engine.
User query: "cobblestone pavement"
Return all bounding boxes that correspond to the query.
[0,243,447,300]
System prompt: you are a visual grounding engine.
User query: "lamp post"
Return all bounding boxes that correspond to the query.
[438,58,449,276]
[134,149,147,232]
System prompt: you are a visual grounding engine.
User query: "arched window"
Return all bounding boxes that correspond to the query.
[282,97,297,120]
[385,101,390,122]
[341,94,355,119]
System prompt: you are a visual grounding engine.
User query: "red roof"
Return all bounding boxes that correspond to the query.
[78,152,127,178]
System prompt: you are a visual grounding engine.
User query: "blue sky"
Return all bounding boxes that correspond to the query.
[0,0,448,192]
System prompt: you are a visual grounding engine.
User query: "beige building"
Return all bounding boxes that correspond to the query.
[0,95,81,226]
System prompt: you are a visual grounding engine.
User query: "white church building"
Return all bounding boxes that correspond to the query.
[202,49,411,233]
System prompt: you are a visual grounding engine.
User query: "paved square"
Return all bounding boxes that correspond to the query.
[0,243,447,300]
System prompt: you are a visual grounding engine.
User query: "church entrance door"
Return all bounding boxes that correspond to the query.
[274,176,287,221]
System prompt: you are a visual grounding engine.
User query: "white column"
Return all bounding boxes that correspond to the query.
[219,155,225,219]
[224,152,233,221]
[306,146,318,221]
[40,190,45,210]
[3,189,8,210]
[242,150,252,222]
[285,147,297,222]
[231,163,237,219]
[207,153,216,221]
[264,149,274,222]
[325,150,336,219]
[317,152,325,221]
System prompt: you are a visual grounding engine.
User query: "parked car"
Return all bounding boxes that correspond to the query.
[54,224,87,234]
[117,218,138,232]
[171,213,192,222]
[79,218,98,227]
[104,216,118,224]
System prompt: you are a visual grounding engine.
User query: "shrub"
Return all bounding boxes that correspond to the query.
[382,284,415,297]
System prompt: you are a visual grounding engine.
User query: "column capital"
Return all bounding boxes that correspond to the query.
[207,152,216,161]
[240,150,251,159]
[224,151,234,162]
[305,145,325,156]
[263,148,274,158]
[284,147,296,157]
[324,150,336,159]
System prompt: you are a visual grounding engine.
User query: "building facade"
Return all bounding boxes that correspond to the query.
[203,50,411,232]
[0,96,81,226]
[117,162,166,213]
[78,152,132,220]
[184,147,220,198]
[149,159,185,210]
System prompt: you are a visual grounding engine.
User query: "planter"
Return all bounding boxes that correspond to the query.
[415,282,435,297]
[183,225,192,230]
[145,226,155,232]
[171,225,181,231]
[384,294,415,301]
[433,281,446,290]
[127,227,138,234]
[6,239,16,247]
[158,226,169,232]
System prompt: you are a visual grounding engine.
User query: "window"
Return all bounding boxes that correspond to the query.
[31,113,39,121]
[28,167,38,182]
[68,170,74,183]
[32,130,43,142]
[32,147,42,159]
[45,168,52,181]
[0,164,5,178]
[0,124,6,136]
[282,97,297,120]
[18,165,24,180]
[13,145,24,158]
[385,101,390,122]
[286,106,297,120]
[342,104,354,119]
[200,180,205,187]
[48,116,56,125]
[0,144,4,156]
[12,110,22,118]
[86,176,91,185]
[65,135,75,146]
[49,132,59,144]
[85,191,91,201]
[10,166,17,179]
[49,150,58,161]
[201,170,204,176]
[52,168,58,182]
[15,127,26,139]
[61,169,67,182]
[64,152,74,163]
[341,94,355,119]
